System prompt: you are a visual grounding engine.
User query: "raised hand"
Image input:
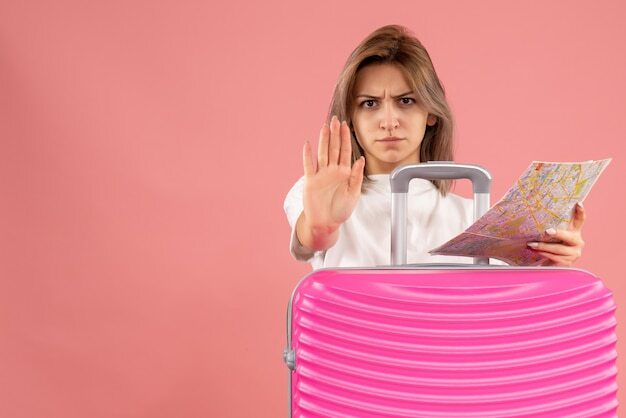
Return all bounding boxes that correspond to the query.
[527,202,586,266]
[296,115,365,251]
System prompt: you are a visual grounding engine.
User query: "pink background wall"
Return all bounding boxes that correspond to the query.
[1,0,624,417]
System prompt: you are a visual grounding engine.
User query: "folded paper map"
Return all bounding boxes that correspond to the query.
[430,159,611,265]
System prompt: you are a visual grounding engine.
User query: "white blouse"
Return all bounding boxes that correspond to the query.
[284,174,479,269]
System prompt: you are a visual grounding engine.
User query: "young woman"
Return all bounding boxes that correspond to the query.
[284,24,585,269]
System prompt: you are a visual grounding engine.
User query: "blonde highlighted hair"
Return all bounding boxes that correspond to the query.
[328,25,454,194]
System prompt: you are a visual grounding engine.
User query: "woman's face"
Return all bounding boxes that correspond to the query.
[351,63,435,174]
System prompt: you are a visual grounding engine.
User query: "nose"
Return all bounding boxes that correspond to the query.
[380,102,399,131]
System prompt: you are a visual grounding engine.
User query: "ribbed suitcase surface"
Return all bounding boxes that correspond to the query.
[287,267,617,417]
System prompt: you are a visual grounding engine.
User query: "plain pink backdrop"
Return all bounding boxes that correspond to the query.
[1,0,624,417]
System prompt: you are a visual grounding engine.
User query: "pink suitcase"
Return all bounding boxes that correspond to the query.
[284,163,617,417]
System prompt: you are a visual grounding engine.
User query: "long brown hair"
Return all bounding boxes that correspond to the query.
[328,25,454,194]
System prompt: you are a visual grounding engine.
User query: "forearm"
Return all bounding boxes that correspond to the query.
[295,212,340,252]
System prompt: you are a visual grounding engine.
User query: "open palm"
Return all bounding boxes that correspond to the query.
[302,116,365,235]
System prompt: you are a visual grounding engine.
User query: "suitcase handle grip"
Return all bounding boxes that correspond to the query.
[390,162,492,266]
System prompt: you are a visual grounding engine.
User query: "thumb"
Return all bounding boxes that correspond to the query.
[569,202,586,231]
[348,156,365,197]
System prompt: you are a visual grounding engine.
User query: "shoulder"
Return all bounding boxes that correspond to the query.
[442,191,473,210]
[283,176,305,225]
[286,176,305,195]
[413,180,473,213]
[437,190,474,226]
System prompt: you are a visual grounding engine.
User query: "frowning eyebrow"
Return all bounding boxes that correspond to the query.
[355,91,415,99]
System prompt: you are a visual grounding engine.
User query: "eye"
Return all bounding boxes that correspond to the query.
[399,97,415,105]
[360,99,377,109]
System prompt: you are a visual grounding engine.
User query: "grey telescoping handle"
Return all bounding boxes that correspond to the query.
[390,162,492,266]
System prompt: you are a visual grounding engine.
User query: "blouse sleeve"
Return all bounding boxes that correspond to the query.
[283,177,324,262]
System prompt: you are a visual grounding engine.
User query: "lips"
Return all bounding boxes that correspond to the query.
[377,137,403,143]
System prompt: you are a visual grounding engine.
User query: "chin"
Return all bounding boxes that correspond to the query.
[379,153,412,165]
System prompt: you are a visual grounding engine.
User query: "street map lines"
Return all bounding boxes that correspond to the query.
[430,159,611,265]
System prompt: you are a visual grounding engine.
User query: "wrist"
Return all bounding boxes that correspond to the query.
[296,213,340,251]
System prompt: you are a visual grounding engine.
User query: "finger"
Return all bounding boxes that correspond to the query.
[302,141,315,177]
[527,241,581,258]
[348,156,365,197]
[317,122,330,167]
[339,121,352,167]
[532,250,576,267]
[328,116,341,166]
[569,202,586,231]
[544,228,584,247]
